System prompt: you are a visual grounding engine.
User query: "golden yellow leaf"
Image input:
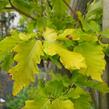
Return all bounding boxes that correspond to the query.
[58,29,80,40]
[74,42,106,81]
[43,28,58,41]
[44,42,86,70]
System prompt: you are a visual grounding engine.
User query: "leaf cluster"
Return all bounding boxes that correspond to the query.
[0,0,109,109]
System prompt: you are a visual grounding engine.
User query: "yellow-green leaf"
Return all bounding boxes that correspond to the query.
[23,99,74,109]
[50,99,74,109]
[44,42,86,70]
[43,28,80,42]
[0,32,21,61]
[23,100,48,109]
[23,100,37,109]
[74,42,106,81]
[43,28,58,41]
[19,33,35,41]
[9,40,43,95]
[58,29,80,40]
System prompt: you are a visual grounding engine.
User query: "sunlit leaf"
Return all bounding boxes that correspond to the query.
[50,99,74,109]
[43,28,58,41]
[18,33,36,41]
[9,40,43,95]
[74,42,106,81]
[23,99,74,109]
[44,42,86,70]
[58,29,80,40]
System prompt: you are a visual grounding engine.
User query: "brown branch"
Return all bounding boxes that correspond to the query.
[63,0,78,19]
[100,38,109,44]
[4,7,13,9]
[8,0,36,20]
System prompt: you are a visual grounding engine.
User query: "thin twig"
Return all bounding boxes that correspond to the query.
[63,0,77,18]
[63,0,85,31]
[8,0,36,20]
[47,0,52,10]
[4,7,13,9]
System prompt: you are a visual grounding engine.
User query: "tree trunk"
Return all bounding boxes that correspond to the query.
[103,0,109,30]
[99,1,109,109]
[99,56,109,109]
[70,0,109,109]
[70,0,92,14]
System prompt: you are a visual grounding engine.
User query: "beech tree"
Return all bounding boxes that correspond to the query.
[0,0,109,109]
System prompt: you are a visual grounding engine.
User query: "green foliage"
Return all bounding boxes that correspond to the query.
[0,0,8,10]
[0,32,20,60]
[67,87,92,109]
[86,0,102,22]
[6,88,29,109]
[23,99,75,109]
[22,74,92,109]
[0,52,14,71]
[71,71,109,93]
[0,0,109,109]
[11,0,35,17]
[51,0,68,16]
[0,31,22,71]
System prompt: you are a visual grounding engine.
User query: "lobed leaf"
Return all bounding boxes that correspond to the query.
[74,42,106,81]
[23,99,74,109]
[44,41,86,70]
[9,40,43,95]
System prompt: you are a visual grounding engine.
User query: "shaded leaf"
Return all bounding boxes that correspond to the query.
[66,87,92,109]
[44,80,65,98]
[74,95,92,109]
[23,100,48,109]
[1,53,14,71]
[51,0,68,16]
[23,99,74,109]
[0,33,21,61]
[72,72,109,93]
[0,0,8,9]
